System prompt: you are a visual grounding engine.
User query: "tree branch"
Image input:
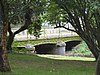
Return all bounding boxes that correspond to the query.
[54,26,76,32]
[8,22,13,34]
[14,8,33,35]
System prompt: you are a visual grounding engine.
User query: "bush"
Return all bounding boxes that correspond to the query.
[72,41,93,57]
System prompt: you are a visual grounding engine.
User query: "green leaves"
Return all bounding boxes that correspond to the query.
[42,1,67,26]
[28,18,42,39]
[6,0,47,25]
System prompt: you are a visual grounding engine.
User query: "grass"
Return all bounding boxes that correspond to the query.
[37,54,95,61]
[2,36,95,75]
[0,54,96,75]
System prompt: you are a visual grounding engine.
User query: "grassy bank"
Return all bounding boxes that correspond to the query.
[0,54,96,75]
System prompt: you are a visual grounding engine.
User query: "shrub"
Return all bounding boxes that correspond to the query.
[72,41,92,57]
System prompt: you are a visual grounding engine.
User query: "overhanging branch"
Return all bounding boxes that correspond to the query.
[54,26,76,32]
[14,8,33,35]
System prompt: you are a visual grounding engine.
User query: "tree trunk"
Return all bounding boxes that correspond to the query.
[7,33,14,53]
[85,40,99,61]
[7,23,14,53]
[96,53,100,75]
[0,22,11,72]
[0,0,11,72]
[0,19,11,72]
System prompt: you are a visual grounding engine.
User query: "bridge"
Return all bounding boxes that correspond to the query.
[13,28,78,41]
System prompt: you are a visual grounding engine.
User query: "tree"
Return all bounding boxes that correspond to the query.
[47,0,100,75]
[7,0,46,52]
[0,0,11,72]
[0,0,46,72]
[7,7,33,53]
[45,0,99,60]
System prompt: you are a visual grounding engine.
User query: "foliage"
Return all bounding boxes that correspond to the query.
[28,18,42,39]
[72,41,92,57]
[42,1,67,27]
[8,0,47,25]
